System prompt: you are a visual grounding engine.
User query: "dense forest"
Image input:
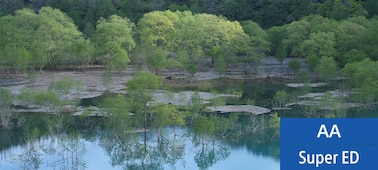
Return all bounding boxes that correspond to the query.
[1,0,378,103]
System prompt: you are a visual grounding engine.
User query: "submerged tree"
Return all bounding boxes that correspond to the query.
[126,71,163,131]
[0,88,14,128]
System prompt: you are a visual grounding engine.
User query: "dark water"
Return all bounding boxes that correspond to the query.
[0,78,375,169]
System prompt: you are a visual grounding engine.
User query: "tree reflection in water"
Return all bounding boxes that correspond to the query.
[10,129,87,170]
[98,126,186,170]
[194,141,231,170]
[7,111,280,169]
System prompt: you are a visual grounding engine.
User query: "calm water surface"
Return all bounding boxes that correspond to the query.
[1,79,376,169]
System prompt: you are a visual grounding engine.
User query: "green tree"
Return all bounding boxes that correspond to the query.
[267,25,288,59]
[0,8,37,73]
[272,90,289,108]
[306,55,321,72]
[138,11,175,48]
[228,33,254,75]
[316,56,338,82]
[283,20,311,57]
[288,59,301,74]
[92,15,135,71]
[341,59,378,104]
[300,32,337,59]
[317,0,367,20]
[126,71,163,131]
[146,48,181,75]
[48,76,83,101]
[0,88,14,128]
[194,116,214,145]
[36,7,84,70]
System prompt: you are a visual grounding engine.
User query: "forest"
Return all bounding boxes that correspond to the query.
[1,0,378,103]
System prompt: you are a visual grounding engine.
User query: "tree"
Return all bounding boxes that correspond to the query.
[146,48,181,75]
[35,7,84,70]
[272,90,289,108]
[334,19,367,66]
[0,8,37,73]
[288,59,301,74]
[0,88,14,128]
[300,32,337,59]
[316,56,338,82]
[317,0,367,20]
[228,33,254,75]
[138,11,175,49]
[283,20,311,57]
[194,116,214,145]
[267,25,288,59]
[126,71,163,131]
[341,59,378,104]
[92,15,135,71]
[306,55,320,72]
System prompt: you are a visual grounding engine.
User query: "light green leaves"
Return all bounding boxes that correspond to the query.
[92,15,135,71]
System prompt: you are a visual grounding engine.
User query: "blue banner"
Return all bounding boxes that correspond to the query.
[280,118,378,170]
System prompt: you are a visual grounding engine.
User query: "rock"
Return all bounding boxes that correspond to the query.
[271,107,292,111]
[286,82,327,88]
[153,90,237,106]
[206,105,271,115]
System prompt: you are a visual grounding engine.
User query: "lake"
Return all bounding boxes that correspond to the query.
[0,78,376,169]
[0,115,280,170]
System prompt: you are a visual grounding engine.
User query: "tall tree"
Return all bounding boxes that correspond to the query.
[283,20,311,57]
[126,71,163,131]
[92,15,135,71]
[138,11,177,49]
[35,7,84,70]
[300,32,337,59]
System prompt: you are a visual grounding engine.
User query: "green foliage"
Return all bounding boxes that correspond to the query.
[210,114,241,140]
[92,15,135,71]
[276,44,288,63]
[283,20,311,57]
[18,88,61,113]
[317,0,367,20]
[300,32,337,59]
[0,88,15,128]
[341,59,378,104]
[0,7,85,71]
[272,90,289,108]
[99,94,129,116]
[316,56,338,82]
[306,55,321,72]
[186,64,198,78]
[210,90,226,108]
[126,71,164,129]
[99,94,132,130]
[268,113,280,140]
[214,55,227,78]
[288,59,301,73]
[49,76,83,100]
[138,11,175,48]
[151,104,185,129]
[189,91,204,114]
[267,25,288,58]
[194,116,214,140]
[37,7,84,69]
[126,71,163,96]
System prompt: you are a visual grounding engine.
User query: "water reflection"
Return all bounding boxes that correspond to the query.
[1,113,280,170]
[9,129,87,170]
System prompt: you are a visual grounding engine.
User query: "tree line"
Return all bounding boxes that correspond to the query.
[0,7,268,74]
[1,2,378,103]
[0,0,376,29]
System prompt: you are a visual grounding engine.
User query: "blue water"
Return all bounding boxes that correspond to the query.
[0,128,279,170]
